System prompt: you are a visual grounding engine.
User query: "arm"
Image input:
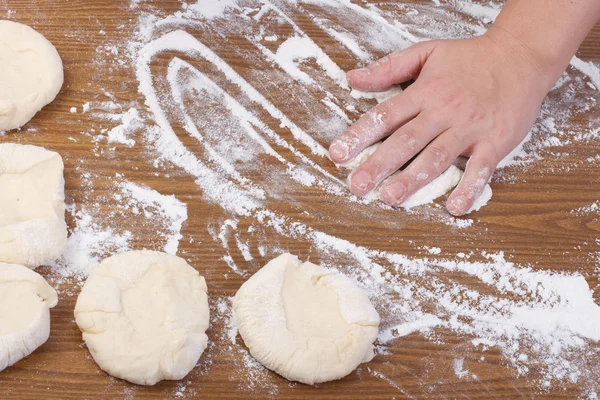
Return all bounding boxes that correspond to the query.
[492,0,600,91]
[329,1,600,216]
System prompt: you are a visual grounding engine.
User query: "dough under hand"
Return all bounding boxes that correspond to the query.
[0,143,67,268]
[74,251,210,386]
[0,262,58,372]
[0,20,63,132]
[233,253,380,385]
[341,143,491,212]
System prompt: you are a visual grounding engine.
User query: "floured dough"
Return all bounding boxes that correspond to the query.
[340,143,463,209]
[233,253,380,385]
[340,143,497,212]
[401,165,462,209]
[0,262,58,372]
[74,251,210,386]
[0,143,67,268]
[339,142,382,170]
[0,20,63,131]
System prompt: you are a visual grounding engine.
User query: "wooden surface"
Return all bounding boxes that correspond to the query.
[1,1,600,398]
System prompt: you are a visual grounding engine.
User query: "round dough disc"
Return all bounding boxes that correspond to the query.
[0,20,63,132]
[233,253,380,385]
[0,262,58,372]
[74,251,210,386]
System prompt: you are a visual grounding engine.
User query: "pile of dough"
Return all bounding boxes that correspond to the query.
[233,253,380,385]
[75,251,210,386]
[0,20,63,132]
[0,143,67,268]
[0,262,58,372]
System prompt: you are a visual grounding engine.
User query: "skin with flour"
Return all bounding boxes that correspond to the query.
[329,0,600,216]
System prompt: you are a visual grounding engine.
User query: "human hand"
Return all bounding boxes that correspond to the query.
[329,28,556,216]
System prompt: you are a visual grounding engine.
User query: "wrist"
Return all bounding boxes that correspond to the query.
[483,25,565,93]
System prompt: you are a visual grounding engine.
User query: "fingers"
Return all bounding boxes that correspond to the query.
[446,150,497,216]
[378,128,465,207]
[329,88,421,164]
[346,112,447,196]
[346,41,437,92]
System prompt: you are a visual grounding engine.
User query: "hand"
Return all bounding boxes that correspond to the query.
[329,28,556,216]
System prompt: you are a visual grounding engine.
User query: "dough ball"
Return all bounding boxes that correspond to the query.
[75,251,210,386]
[0,143,67,268]
[233,253,380,385]
[0,262,58,372]
[0,20,63,131]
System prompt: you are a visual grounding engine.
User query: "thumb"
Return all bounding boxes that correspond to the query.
[347,40,437,92]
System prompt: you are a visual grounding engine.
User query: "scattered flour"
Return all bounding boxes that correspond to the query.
[571,56,600,92]
[106,107,143,146]
[51,205,132,282]
[453,358,469,379]
[120,181,188,254]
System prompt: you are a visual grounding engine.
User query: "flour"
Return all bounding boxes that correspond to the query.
[275,35,349,88]
[120,182,188,255]
[571,56,600,92]
[105,107,143,147]
[51,205,133,282]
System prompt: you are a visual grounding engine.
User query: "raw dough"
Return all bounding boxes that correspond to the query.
[0,20,63,131]
[74,251,210,386]
[339,142,382,170]
[0,262,58,372]
[0,143,67,268]
[400,165,462,209]
[233,253,380,385]
[340,143,462,209]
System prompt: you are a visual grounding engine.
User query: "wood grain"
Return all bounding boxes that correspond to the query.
[1,1,600,398]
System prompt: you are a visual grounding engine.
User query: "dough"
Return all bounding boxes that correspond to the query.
[74,251,210,386]
[0,143,67,268]
[0,262,58,372]
[338,142,382,170]
[233,253,380,385]
[340,143,462,209]
[0,20,63,131]
[400,165,462,209]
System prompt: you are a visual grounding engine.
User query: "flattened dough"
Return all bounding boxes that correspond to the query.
[0,262,58,372]
[0,20,63,131]
[233,253,380,385]
[0,143,67,267]
[74,251,210,386]
[341,143,493,212]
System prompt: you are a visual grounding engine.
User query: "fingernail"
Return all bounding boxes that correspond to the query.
[330,140,353,162]
[349,171,374,194]
[351,67,370,76]
[380,183,406,206]
[447,196,467,216]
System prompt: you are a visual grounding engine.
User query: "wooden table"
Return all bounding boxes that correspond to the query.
[1,1,599,398]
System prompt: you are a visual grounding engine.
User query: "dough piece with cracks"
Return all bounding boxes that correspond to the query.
[0,20,63,132]
[233,253,380,385]
[0,262,58,372]
[0,143,67,268]
[74,251,210,386]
